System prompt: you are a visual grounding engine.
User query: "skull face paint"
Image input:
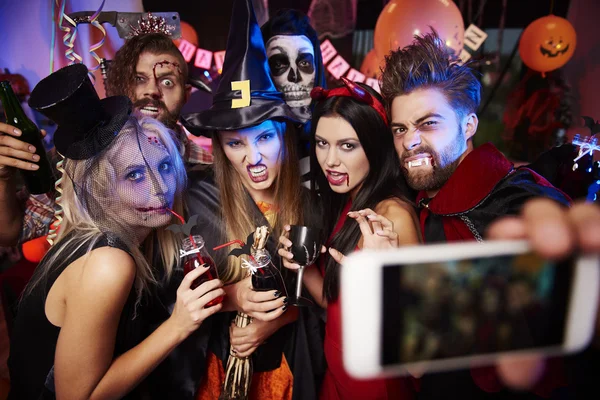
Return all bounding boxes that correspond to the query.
[266,35,316,107]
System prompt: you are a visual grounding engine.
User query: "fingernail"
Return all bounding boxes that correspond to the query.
[13,129,21,136]
[30,164,39,170]
[32,155,40,161]
[274,291,281,297]
[283,297,288,304]
[367,214,376,219]
[375,230,384,234]
[282,305,288,312]
[28,145,35,152]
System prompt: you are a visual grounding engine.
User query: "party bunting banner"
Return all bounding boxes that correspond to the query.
[176,25,487,93]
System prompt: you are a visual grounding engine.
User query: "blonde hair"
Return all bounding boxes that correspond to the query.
[24,115,187,304]
[213,121,304,284]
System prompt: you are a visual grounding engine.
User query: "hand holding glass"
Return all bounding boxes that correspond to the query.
[288,225,323,307]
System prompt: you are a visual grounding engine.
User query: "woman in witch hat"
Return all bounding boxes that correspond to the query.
[181,0,325,399]
[7,64,224,400]
[278,79,421,399]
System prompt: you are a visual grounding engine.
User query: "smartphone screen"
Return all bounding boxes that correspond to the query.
[381,252,574,366]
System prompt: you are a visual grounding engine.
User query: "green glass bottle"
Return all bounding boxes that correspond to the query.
[0,80,55,194]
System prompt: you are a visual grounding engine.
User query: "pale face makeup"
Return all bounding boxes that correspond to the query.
[390,88,475,197]
[218,120,284,203]
[107,132,176,230]
[315,116,369,198]
[133,52,187,128]
[266,35,316,107]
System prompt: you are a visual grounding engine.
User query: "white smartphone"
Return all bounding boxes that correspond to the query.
[341,240,599,379]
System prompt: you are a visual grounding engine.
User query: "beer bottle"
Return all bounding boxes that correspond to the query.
[0,80,55,194]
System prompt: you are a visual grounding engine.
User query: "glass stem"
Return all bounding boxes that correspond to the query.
[295,265,306,299]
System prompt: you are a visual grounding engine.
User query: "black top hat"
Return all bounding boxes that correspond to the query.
[180,0,299,136]
[28,63,132,160]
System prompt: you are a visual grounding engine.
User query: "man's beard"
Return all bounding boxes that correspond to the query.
[133,98,181,129]
[400,128,466,192]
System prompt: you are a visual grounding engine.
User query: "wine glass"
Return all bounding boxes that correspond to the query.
[288,225,323,307]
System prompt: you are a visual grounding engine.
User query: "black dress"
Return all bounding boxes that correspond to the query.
[156,166,326,400]
[7,233,148,400]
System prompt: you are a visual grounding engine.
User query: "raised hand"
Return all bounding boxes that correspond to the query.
[487,198,600,390]
[348,208,399,249]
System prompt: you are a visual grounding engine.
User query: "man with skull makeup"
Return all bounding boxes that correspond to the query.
[266,33,316,108]
[261,10,327,184]
[261,9,326,123]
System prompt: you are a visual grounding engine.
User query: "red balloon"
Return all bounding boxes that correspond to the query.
[22,235,51,263]
[519,15,576,76]
[374,0,464,59]
[173,21,199,47]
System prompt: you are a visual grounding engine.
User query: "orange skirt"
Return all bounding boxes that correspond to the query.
[196,351,293,400]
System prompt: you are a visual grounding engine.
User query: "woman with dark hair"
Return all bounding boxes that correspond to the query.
[279,78,421,399]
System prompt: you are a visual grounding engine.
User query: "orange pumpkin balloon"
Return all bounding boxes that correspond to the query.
[519,15,576,76]
[374,0,464,59]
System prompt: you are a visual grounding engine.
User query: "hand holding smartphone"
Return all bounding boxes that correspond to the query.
[341,240,599,379]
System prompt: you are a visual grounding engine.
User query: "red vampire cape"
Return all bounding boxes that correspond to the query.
[416,143,571,243]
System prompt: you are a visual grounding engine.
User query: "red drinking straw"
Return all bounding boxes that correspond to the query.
[213,240,246,251]
[213,239,257,264]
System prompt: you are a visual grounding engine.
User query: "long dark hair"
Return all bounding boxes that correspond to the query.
[310,83,414,301]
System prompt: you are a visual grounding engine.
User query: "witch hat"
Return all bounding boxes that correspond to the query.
[181,0,299,136]
[29,63,132,160]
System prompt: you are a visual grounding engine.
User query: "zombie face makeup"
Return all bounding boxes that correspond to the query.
[218,120,284,203]
[133,52,187,128]
[266,35,316,107]
[315,116,370,198]
[107,131,176,229]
